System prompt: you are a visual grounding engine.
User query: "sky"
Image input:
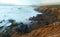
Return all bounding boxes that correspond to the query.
[0,0,40,5]
[0,0,60,5]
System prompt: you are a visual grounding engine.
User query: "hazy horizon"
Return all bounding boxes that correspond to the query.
[0,0,60,6]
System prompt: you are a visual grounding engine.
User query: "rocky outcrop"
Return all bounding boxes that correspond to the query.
[1,6,60,37]
[11,22,60,37]
[29,11,58,30]
[10,6,60,37]
[35,6,60,20]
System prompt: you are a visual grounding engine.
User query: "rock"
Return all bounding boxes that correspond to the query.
[11,22,60,37]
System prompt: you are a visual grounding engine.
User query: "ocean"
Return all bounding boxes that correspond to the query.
[0,5,42,27]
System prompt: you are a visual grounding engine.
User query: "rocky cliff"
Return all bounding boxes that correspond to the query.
[11,5,60,37]
[1,5,60,37]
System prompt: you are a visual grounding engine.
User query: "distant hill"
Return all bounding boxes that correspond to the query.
[40,2,60,6]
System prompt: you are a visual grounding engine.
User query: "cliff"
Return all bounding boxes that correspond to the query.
[11,5,60,37]
[1,5,60,37]
[11,22,60,37]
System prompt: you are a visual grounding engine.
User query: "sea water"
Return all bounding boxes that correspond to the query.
[0,5,42,27]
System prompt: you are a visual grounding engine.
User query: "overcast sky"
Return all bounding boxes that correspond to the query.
[0,0,60,5]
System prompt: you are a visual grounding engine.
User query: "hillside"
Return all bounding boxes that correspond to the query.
[10,5,60,37]
[11,22,60,37]
[36,5,60,20]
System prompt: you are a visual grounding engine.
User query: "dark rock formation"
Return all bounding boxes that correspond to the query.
[29,9,58,30]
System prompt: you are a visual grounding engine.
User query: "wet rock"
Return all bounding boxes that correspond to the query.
[29,8,58,30]
[15,23,31,34]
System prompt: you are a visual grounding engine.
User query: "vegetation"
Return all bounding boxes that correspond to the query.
[11,22,60,37]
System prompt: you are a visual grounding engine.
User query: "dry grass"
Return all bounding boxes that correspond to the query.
[11,6,60,37]
[38,7,60,20]
[11,22,60,37]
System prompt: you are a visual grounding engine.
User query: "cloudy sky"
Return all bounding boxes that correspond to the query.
[0,0,60,5]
